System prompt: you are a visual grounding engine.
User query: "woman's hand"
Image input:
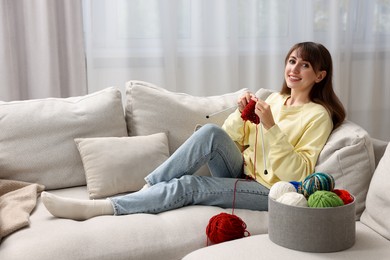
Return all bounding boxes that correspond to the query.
[255,99,275,130]
[237,92,256,113]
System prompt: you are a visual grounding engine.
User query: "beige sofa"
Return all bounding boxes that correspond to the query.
[1,81,389,260]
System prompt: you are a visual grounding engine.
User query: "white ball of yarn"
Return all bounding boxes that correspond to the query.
[269,181,297,200]
[276,192,308,207]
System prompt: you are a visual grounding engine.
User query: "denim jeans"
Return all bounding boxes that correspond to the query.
[109,124,269,215]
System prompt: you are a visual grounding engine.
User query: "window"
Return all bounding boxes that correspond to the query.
[83,0,390,58]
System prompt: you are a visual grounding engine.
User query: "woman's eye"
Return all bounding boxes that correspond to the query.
[302,63,310,68]
[288,59,296,64]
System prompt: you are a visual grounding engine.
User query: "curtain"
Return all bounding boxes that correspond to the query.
[0,0,87,101]
[2,0,388,141]
[82,0,390,141]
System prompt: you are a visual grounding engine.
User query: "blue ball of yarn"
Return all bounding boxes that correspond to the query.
[289,181,303,194]
[302,172,335,198]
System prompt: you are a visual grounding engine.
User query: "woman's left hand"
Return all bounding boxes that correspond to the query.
[255,99,275,130]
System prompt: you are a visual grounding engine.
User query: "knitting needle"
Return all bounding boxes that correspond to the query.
[259,118,268,175]
[206,105,237,118]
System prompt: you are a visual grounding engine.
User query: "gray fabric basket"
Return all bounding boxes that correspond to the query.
[268,197,356,252]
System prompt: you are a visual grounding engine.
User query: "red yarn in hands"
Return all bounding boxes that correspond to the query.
[206,212,250,245]
[241,99,260,124]
[333,189,354,205]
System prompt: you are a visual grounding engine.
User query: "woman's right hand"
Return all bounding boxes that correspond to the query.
[237,91,256,113]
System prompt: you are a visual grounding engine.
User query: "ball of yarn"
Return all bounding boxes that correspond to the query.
[302,172,335,198]
[276,192,308,207]
[289,181,303,194]
[206,213,250,244]
[241,99,260,124]
[269,181,297,200]
[308,191,344,208]
[333,189,354,205]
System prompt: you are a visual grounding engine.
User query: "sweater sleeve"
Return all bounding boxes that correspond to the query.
[221,109,250,147]
[264,110,333,182]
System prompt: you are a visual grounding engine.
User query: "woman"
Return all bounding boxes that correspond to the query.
[42,42,345,220]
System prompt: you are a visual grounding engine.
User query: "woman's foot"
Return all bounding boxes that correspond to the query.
[41,192,114,221]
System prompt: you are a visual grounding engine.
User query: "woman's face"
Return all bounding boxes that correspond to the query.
[284,49,325,93]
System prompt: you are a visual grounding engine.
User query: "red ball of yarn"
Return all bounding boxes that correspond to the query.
[241,99,260,124]
[333,189,354,205]
[206,213,250,244]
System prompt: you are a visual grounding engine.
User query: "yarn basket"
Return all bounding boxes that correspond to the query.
[268,195,356,252]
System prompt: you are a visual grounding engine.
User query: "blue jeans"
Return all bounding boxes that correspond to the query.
[109,124,269,215]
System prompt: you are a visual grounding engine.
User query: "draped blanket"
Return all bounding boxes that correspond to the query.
[0,180,45,242]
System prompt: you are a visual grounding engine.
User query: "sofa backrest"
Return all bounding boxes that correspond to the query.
[0,87,128,189]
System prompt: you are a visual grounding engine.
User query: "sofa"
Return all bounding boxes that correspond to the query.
[0,80,389,260]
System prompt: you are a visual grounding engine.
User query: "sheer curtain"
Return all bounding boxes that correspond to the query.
[0,0,87,101]
[82,0,390,141]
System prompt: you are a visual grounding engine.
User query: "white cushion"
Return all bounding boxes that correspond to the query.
[75,133,170,199]
[125,80,247,175]
[0,87,128,189]
[361,143,390,240]
[315,120,375,219]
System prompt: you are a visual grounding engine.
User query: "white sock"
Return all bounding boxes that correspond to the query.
[41,192,114,221]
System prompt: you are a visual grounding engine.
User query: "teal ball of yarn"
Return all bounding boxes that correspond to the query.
[308,191,344,208]
[302,172,335,198]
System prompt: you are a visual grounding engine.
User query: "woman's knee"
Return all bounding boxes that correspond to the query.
[199,124,228,140]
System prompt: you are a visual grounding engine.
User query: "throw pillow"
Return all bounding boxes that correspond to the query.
[360,143,390,240]
[75,133,169,199]
[125,80,247,176]
[0,87,128,189]
[315,120,376,219]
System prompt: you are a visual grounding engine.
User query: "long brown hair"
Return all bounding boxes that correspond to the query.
[280,42,346,129]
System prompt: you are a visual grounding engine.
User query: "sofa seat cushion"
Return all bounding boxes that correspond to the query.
[0,186,269,260]
[183,222,390,260]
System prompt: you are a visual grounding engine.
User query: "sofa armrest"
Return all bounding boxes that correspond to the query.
[371,138,389,167]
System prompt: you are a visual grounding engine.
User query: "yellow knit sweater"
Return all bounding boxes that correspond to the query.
[222,92,333,188]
